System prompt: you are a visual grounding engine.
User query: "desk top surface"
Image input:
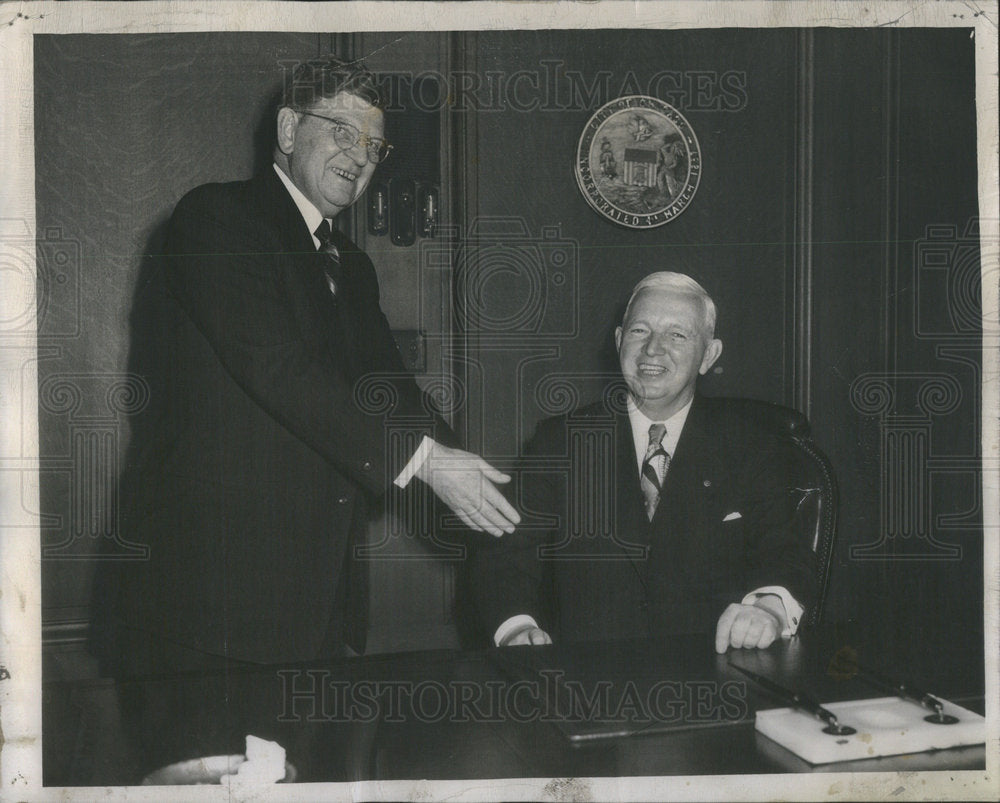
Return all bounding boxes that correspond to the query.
[43,625,986,785]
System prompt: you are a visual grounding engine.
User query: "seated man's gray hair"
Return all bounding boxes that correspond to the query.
[624,271,717,336]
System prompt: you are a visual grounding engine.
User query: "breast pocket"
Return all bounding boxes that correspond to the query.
[700,508,746,581]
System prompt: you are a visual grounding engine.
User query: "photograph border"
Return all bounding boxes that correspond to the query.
[1,2,997,801]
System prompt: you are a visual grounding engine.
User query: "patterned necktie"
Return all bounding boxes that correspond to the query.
[314,219,344,298]
[640,423,670,521]
[313,219,360,378]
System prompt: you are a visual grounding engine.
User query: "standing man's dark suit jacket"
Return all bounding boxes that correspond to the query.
[473,395,818,644]
[94,168,451,671]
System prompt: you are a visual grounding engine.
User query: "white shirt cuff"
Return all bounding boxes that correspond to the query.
[494,614,539,647]
[741,586,804,637]
[393,435,435,488]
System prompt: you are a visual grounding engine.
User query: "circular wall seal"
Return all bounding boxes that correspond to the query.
[575,95,702,229]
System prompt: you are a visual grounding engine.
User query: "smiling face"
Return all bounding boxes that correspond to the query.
[615,287,723,420]
[275,91,383,218]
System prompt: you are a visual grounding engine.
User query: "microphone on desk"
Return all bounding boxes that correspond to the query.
[853,663,959,725]
[729,663,857,736]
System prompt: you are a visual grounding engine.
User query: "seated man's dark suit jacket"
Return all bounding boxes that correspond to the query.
[472,394,818,644]
[92,168,452,673]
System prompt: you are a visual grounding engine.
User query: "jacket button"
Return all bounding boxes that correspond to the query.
[362,461,373,471]
[337,496,349,505]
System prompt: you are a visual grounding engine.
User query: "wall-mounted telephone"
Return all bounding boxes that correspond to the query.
[389,178,416,246]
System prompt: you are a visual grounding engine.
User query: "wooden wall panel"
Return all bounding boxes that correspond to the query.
[810,29,981,658]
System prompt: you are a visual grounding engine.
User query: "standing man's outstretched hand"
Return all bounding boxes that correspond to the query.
[416,442,521,536]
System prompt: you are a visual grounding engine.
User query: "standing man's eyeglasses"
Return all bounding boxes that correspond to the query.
[296,110,393,163]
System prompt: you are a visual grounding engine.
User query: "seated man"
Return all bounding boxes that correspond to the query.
[472,272,818,653]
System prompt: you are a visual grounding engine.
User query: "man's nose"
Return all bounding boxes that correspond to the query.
[643,333,667,354]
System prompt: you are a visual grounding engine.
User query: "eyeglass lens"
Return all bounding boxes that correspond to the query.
[330,123,389,163]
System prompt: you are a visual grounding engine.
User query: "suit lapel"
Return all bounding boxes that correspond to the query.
[654,395,722,535]
[250,170,358,376]
[609,412,656,591]
[614,412,649,535]
[253,169,322,260]
[248,170,333,307]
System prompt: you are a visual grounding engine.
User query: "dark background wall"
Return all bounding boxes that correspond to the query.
[809,28,982,651]
[35,32,331,648]
[36,29,983,674]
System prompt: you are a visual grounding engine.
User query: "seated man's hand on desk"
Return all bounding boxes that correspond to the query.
[495,591,795,650]
[714,595,787,653]
[499,607,783,649]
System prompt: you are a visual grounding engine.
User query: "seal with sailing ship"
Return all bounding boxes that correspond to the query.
[576,95,702,229]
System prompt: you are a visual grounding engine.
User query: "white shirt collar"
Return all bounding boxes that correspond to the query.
[626,396,693,475]
[273,163,326,248]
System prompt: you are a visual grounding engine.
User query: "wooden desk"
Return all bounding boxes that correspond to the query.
[43,626,985,785]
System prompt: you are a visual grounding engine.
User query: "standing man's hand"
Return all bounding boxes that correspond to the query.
[416,442,521,536]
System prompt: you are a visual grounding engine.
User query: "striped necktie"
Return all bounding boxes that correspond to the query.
[640,423,670,521]
[314,219,344,298]
[313,219,360,379]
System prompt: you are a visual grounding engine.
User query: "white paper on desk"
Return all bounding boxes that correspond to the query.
[754,696,985,765]
[220,735,287,787]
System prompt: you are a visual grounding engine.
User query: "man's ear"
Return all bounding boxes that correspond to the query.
[276,107,299,155]
[614,326,623,352]
[699,338,723,375]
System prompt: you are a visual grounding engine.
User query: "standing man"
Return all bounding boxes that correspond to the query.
[473,272,817,653]
[93,56,519,678]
